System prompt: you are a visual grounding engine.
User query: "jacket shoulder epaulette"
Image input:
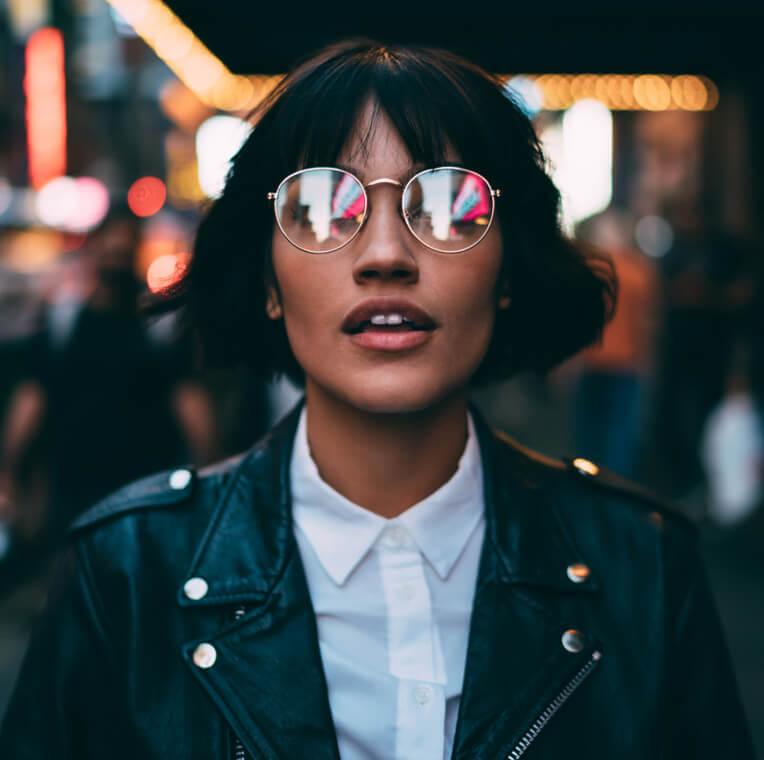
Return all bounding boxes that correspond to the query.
[69,466,196,535]
[491,427,694,531]
[561,454,696,530]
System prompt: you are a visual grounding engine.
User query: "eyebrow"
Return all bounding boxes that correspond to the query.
[333,161,466,184]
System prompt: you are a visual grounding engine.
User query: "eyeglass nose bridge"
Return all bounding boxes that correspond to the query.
[360,179,405,225]
[363,177,403,190]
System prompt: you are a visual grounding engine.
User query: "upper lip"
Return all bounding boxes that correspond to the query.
[341,297,437,333]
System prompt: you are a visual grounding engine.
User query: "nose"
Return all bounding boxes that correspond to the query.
[352,190,419,285]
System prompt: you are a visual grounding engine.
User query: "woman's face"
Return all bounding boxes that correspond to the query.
[269,101,505,414]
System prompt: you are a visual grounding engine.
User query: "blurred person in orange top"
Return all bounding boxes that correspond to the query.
[570,209,659,479]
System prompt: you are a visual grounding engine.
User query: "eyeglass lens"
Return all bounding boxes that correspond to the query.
[274,167,494,253]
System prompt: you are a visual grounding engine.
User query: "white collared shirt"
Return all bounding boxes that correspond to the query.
[290,407,485,760]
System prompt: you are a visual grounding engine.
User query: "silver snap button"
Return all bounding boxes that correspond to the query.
[183,577,208,601]
[413,684,432,705]
[169,469,192,490]
[572,457,599,476]
[561,629,585,653]
[566,563,590,584]
[192,642,217,669]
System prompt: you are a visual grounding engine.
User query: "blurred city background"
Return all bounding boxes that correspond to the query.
[0,3,763,754]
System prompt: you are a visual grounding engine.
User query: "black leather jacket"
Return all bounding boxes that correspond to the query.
[0,400,755,759]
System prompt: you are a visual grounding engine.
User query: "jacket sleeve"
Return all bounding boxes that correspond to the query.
[664,527,756,758]
[0,542,114,758]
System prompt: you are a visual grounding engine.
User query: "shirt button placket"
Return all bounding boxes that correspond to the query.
[413,684,433,706]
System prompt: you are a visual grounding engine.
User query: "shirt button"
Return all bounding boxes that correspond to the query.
[385,525,407,548]
[413,684,432,705]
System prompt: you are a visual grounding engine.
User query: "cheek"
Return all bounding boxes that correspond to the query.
[434,238,503,351]
[271,241,344,350]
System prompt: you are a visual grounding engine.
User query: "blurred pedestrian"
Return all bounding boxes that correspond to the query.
[648,218,755,501]
[0,205,216,588]
[572,208,659,479]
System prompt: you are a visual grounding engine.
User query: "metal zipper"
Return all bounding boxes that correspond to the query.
[506,649,602,760]
[231,606,249,760]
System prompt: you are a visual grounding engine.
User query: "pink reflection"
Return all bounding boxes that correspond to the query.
[451,173,490,222]
[331,174,365,220]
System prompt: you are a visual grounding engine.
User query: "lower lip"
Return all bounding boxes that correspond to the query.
[347,328,435,352]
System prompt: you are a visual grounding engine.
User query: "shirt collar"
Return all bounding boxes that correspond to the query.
[290,406,484,586]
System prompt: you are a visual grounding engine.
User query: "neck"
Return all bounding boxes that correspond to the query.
[303,381,471,519]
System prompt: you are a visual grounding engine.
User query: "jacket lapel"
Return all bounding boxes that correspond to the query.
[178,398,602,759]
[179,400,342,759]
[450,407,603,759]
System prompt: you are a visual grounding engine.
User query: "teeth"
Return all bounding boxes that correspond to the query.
[369,313,405,325]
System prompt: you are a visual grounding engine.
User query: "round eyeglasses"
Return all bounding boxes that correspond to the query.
[266,166,501,254]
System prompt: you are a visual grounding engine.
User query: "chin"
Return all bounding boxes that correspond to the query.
[322,368,469,416]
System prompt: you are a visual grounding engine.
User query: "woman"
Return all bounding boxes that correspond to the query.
[0,39,754,759]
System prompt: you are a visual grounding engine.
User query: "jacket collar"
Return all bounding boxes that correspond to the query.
[180,396,598,606]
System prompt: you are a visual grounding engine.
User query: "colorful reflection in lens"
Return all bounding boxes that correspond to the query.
[277,169,365,249]
[451,172,491,224]
[406,169,493,247]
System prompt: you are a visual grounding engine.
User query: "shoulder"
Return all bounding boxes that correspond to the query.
[490,426,696,535]
[68,451,248,538]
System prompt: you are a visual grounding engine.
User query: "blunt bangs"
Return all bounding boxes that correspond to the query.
[176,38,617,386]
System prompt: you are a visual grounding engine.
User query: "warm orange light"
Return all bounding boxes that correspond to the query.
[105,0,278,114]
[108,0,720,116]
[506,73,717,111]
[127,176,167,217]
[633,75,672,111]
[24,27,66,188]
[671,75,708,111]
[146,251,190,293]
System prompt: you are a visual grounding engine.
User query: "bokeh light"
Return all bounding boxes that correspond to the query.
[505,76,544,117]
[127,176,167,217]
[146,251,190,293]
[24,27,66,188]
[635,215,674,257]
[34,176,110,232]
[69,177,110,232]
[196,115,252,198]
[0,178,12,218]
[35,176,79,228]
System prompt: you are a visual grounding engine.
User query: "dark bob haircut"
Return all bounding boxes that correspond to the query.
[167,38,617,387]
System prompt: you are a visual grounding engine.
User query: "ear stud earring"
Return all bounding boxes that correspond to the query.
[266,299,282,319]
[498,295,511,310]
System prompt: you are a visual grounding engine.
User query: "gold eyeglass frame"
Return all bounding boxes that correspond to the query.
[266,165,501,255]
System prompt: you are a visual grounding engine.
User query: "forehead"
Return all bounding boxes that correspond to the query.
[336,98,460,183]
